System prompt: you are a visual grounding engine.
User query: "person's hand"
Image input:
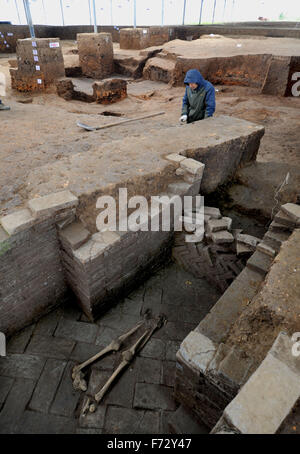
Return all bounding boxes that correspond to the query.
[180,114,187,123]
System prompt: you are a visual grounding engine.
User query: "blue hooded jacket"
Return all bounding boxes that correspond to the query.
[182,69,215,122]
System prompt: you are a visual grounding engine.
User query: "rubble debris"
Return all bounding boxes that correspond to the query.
[93,79,127,104]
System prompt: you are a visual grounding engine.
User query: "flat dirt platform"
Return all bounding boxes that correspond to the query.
[0,37,299,218]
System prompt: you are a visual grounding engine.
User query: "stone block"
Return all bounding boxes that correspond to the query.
[236,242,253,255]
[0,376,14,405]
[59,221,91,250]
[204,207,221,219]
[256,241,276,257]
[224,353,300,434]
[104,406,159,434]
[178,331,216,374]
[29,358,67,413]
[0,209,35,235]
[197,267,263,344]
[207,218,231,233]
[236,233,260,248]
[270,332,300,376]
[281,203,300,223]
[54,318,98,344]
[77,33,114,79]
[50,361,81,417]
[180,159,205,177]
[264,229,291,251]
[165,153,186,165]
[28,190,78,219]
[0,378,36,434]
[16,411,76,434]
[274,209,297,228]
[269,220,291,233]
[26,334,75,360]
[246,250,273,275]
[175,168,185,176]
[93,78,127,104]
[211,230,234,244]
[0,354,45,380]
[133,383,177,411]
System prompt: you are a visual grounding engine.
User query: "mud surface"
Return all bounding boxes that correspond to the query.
[0,38,299,217]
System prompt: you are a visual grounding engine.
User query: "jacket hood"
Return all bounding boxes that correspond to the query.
[184,69,205,87]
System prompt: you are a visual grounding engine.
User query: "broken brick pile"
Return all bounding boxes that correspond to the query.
[10,38,65,92]
[173,205,259,292]
[93,79,127,104]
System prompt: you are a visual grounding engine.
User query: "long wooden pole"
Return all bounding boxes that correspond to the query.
[77,111,165,131]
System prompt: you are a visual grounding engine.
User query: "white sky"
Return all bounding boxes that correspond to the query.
[0,0,300,26]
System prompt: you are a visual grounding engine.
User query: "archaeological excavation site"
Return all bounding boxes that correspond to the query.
[0,0,300,438]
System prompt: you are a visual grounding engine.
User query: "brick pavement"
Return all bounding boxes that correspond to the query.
[0,263,219,434]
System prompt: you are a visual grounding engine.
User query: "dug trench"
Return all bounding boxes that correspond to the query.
[0,185,270,434]
[0,35,300,434]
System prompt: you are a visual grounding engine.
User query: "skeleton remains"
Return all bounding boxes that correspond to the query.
[72,313,166,416]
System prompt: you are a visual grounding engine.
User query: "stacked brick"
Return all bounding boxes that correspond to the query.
[174,202,300,430]
[10,38,65,92]
[0,191,78,337]
[77,32,114,79]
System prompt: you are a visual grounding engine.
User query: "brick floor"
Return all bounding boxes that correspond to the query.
[0,263,219,434]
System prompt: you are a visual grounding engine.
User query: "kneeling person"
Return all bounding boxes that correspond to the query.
[180,69,215,124]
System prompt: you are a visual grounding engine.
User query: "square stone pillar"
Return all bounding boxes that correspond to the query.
[77,32,114,79]
[10,37,65,92]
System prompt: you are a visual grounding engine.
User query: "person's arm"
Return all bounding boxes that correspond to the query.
[181,87,189,116]
[204,85,216,118]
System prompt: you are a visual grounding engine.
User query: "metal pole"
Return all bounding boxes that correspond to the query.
[133,0,136,28]
[212,0,217,24]
[110,0,113,25]
[41,0,47,25]
[88,0,92,26]
[59,0,65,26]
[14,0,21,24]
[23,0,35,38]
[231,0,235,21]
[199,0,204,25]
[161,0,164,26]
[92,0,97,32]
[182,0,186,25]
[223,0,227,22]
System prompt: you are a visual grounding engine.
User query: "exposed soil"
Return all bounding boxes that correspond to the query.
[0,37,299,218]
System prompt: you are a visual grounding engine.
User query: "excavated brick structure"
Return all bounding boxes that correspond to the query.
[92,78,127,104]
[77,32,114,79]
[10,38,65,92]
